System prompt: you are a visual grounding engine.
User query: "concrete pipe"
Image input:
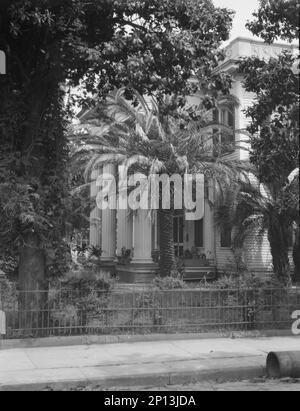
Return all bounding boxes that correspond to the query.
[267,351,300,379]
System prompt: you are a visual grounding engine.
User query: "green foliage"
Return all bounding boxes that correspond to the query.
[68,247,104,279]
[201,272,282,290]
[215,179,297,285]
[246,0,299,43]
[46,240,73,280]
[0,84,70,282]
[130,275,187,331]
[199,273,290,330]
[153,275,187,290]
[240,0,299,184]
[222,249,249,277]
[236,0,299,284]
[0,276,18,312]
[0,0,234,103]
[239,0,299,185]
[59,273,114,294]
[0,0,234,286]
[239,52,299,184]
[117,247,132,265]
[0,254,18,279]
[48,272,114,333]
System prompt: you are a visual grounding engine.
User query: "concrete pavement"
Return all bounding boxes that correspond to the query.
[0,336,299,391]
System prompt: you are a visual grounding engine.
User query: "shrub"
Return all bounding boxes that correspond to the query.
[0,276,17,311]
[130,276,187,332]
[0,254,18,279]
[48,272,115,334]
[153,275,187,290]
[196,270,284,291]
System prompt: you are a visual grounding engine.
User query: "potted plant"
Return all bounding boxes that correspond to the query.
[183,248,209,267]
[117,247,132,265]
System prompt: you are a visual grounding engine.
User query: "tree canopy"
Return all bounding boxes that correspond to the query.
[246,0,299,43]
[0,0,235,284]
[240,0,299,185]
[238,0,299,283]
[0,0,234,103]
[239,51,299,184]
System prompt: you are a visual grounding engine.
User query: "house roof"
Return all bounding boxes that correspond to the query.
[216,37,298,74]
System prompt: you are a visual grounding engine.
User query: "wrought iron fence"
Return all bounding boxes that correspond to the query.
[0,286,299,339]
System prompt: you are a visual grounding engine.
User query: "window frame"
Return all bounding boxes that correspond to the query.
[194,218,204,248]
[220,225,232,248]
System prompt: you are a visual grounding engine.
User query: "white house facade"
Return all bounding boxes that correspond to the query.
[87,37,297,283]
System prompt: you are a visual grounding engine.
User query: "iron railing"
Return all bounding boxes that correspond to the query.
[0,287,299,339]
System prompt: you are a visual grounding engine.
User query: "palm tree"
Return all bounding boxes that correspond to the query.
[71,89,251,277]
[283,169,299,282]
[215,169,299,286]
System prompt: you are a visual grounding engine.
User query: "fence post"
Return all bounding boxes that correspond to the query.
[0,50,6,75]
[0,279,4,346]
[0,310,6,347]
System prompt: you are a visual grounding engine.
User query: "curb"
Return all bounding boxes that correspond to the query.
[0,363,266,391]
[0,330,294,350]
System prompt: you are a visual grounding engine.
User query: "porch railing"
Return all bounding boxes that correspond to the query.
[0,287,299,339]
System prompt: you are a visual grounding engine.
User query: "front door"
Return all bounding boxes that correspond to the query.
[174,215,184,257]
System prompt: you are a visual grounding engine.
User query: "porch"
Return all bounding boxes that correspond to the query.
[89,166,217,283]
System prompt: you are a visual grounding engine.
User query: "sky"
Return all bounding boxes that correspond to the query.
[213,0,260,44]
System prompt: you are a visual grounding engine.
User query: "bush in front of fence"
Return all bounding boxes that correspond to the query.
[153,275,187,290]
[198,274,300,331]
[129,275,254,333]
[0,272,299,338]
[0,275,17,313]
[47,273,115,335]
[0,272,116,338]
[127,274,300,334]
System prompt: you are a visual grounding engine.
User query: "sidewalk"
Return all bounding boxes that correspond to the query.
[0,336,299,391]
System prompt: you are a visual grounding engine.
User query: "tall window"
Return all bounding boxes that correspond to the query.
[228,111,234,128]
[220,226,232,248]
[195,219,204,248]
[212,107,235,151]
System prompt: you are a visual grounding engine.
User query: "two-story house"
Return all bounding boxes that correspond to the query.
[87,37,297,283]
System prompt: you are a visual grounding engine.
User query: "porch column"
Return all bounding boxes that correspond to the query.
[117,210,133,254]
[153,211,158,250]
[132,210,153,264]
[204,179,215,260]
[101,164,117,262]
[89,169,101,247]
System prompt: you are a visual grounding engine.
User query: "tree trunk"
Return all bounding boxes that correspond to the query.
[158,209,177,277]
[268,220,292,287]
[18,233,47,335]
[18,86,49,292]
[293,226,300,283]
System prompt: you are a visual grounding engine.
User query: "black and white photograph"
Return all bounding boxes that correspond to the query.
[0,0,299,394]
